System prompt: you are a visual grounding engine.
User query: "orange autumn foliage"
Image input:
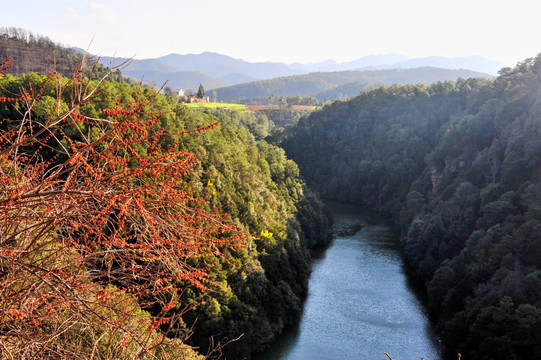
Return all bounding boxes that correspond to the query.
[0,56,245,359]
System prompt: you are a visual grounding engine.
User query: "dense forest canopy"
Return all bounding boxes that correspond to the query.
[0,55,331,359]
[279,54,541,359]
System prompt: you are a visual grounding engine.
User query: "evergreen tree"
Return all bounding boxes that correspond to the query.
[197,83,205,98]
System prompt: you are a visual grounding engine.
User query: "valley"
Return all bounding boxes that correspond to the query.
[1,26,540,360]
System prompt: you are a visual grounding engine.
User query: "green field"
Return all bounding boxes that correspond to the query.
[183,102,247,110]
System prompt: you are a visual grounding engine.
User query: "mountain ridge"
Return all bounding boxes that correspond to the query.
[356,55,505,75]
[94,51,505,94]
[211,67,494,102]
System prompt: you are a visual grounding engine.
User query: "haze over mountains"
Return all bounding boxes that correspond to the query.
[3,28,498,103]
[213,67,492,102]
[98,51,503,97]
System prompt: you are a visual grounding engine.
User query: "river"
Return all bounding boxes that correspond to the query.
[255,201,441,360]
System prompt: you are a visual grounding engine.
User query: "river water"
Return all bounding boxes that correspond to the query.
[255,201,441,360]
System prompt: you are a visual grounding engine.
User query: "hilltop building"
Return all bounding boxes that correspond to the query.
[177,89,210,103]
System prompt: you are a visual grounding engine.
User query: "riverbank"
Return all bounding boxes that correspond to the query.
[255,201,442,359]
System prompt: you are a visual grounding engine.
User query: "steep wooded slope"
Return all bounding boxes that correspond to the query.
[0,63,331,359]
[280,55,541,359]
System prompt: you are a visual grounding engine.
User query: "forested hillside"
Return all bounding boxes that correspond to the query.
[0,27,125,82]
[165,107,333,358]
[280,54,541,359]
[0,57,331,359]
[212,67,491,102]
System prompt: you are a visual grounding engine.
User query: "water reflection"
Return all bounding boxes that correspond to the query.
[255,201,441,360]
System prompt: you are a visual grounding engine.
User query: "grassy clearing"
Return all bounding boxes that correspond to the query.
[183,102,247,110]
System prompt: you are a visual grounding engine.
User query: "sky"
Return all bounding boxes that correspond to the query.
[1,0,540,67]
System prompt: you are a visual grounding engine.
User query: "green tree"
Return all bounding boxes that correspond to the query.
[197,83,205,98]
[279,53,541,359]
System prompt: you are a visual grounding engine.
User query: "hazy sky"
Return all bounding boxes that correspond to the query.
[2,0,539,66]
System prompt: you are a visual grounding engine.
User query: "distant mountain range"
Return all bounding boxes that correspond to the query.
[96,52,504,95]
[97,52,305,90]
[2,28,502,103]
